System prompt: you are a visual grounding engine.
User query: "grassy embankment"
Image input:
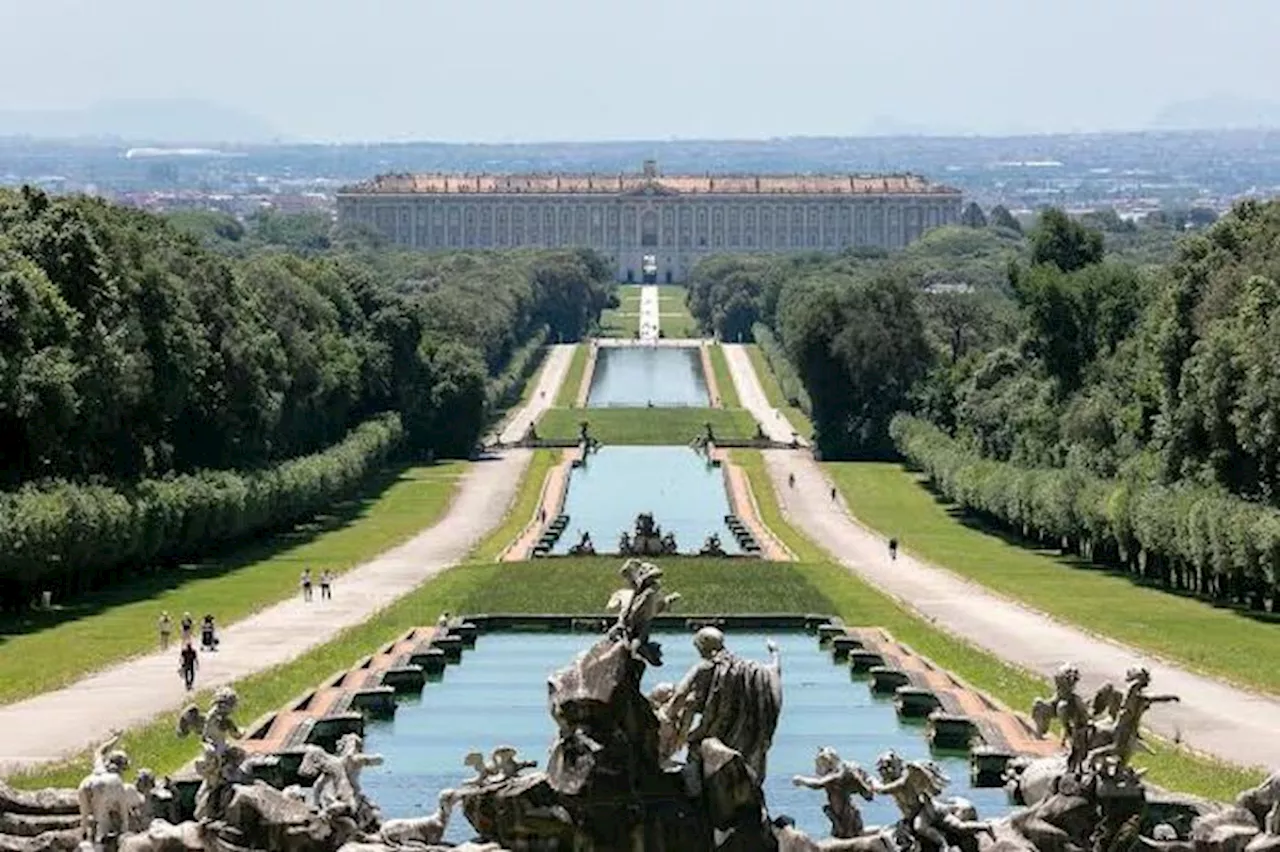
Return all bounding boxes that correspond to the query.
[728,449,1266,800]
[598,285,641,338]
[0,463,467,707]
[657,285,699,338]
[538,407,758,444]
[745,344,813,438]
[828,462,1280,696]
[707,344,741,409]
[469,449,560,563]
[10,445,1263,801]
[554,344,589,407]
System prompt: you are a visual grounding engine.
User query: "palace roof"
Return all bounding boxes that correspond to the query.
[340,169,959,197]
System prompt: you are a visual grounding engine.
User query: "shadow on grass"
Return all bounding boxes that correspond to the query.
[913,473,1280,628]
[0,462,432,647]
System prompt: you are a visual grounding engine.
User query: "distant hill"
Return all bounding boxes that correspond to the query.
[1150,96,1280,131]
[0,99,280,144]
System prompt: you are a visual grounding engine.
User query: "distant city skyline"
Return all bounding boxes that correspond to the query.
[2,0,1279,143]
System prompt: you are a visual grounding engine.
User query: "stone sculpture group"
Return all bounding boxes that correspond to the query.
[2,561,1279,851]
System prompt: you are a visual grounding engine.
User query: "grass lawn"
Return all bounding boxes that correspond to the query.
[554,344,588,407]
[707,344,741,409]
[0,463,467,706]
[828,462,1280,697]
[468,450,559,563]
[538,407,759,444]
[745,344,813,438]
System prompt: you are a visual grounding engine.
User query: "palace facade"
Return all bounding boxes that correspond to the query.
[336,161,962,282]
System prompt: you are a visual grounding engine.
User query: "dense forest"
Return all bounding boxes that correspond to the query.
[688,199,1280,609]
[0,188,613,608]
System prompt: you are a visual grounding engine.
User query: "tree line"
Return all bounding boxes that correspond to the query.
[0,187,613,608]
[688,197,1280,609]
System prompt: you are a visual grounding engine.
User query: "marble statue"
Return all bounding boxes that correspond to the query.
[668,627,782,784]
[77,730,137,843]
[1030,663,1096,773]
[606,559,681,666]
[462,747,537,788]
[792,747,875,839]
[648,681,698,765]
[872,750,993,852]
[299,733,384,829]
[699,533,727,557]
[377,789,459,847]
[1084,666,1179,773]
[176,686,242,756]
[618,513,677,556]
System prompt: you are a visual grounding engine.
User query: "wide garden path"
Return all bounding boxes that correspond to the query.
[722,344,808,446]
[0,347,577,772]
[721,344,1280,771]
[490,343,575,446]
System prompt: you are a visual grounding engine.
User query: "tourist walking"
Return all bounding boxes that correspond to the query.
[179,642,198,691]
[300,569,313,602]
[158,611,173,650]
[201,614,219,651]
[889,538,899,561]
[788,473,795,489]
[830,486,837,502]
[320,570,333,601]
[180,612,194,644]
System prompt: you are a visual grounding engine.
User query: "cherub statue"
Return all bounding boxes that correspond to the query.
[792,747,876,839]
[873,751,993,851]
[1031,663,1096,773]
[379,788,460,846]
[606,559,681,666]
[649,681,698,765]
[1085,667,1179,773]
[334,732,383,808]
[176,686,242,755]
[462,746,536,788]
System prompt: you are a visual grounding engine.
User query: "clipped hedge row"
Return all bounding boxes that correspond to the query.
[752,322,812,415]
[891,414,1280,609]
[0,413,404,609]
[486,326,549,413]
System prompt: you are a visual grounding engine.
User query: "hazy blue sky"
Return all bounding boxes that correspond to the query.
[3,0,1278,141]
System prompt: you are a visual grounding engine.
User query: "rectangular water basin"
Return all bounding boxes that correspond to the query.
[359,630,1013,843]
[552,446,739,554]
[587,346,709,408]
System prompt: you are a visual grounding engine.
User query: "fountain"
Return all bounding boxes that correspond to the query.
[617,512,678,556]
[4,565,1279,851]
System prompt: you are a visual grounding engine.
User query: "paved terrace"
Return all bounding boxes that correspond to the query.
[720,343,1280,772]
[0,348,577,773]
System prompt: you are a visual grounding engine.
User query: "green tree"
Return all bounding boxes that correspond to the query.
[960,202,988,228]
[1029,208,1105,273]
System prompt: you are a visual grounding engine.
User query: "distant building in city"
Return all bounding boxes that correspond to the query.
[336,160,962,282]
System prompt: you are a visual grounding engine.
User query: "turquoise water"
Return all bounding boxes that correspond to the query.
[360,631,1012,843]
[551,446,739,554]
[587,346,709,408]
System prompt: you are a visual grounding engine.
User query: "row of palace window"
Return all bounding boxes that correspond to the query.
[352,202,951,249]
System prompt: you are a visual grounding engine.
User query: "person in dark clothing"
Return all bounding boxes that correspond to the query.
[179,643,198,691]
[320,571,332,601]
[788,473,795,489]
[889,538,899,561]
[300,569,313,602]
[201,614,218,651]
[830,487,837,502]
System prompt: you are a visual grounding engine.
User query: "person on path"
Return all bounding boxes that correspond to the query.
[201,614,218,651]
[538,507,546,523]
[889,538,899,561]
[320,570,333,601]
[180,612,194,644]
[301,569,313,602]
[788,473,795,489]
[158,611,173,650]
[179,642,198,691]
[830,487,837,502]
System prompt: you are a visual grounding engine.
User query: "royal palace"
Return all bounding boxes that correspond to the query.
[336,160,962,282]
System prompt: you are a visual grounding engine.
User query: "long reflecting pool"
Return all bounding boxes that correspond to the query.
[552,446,738,554]
[587,346,709,407]
[360,630,1012,843]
